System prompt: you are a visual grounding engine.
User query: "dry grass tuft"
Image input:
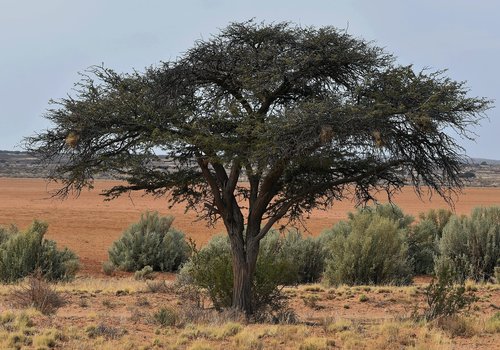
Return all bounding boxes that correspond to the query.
[434,315,479,337]
[10,273,65,315]
[299,336,327,350]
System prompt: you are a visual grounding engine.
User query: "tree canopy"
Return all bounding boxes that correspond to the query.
[25,20,490,314]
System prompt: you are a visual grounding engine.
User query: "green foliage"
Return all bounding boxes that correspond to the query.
[0,221,78,283]
[406,220,440,275]
[179,232,300,312]
[436,206,500,282]
[179,235,233,310]
[421,264,477,321]
[419,209,453,239]
[0,225,16,245]
[322,204,413,286]
[406,209,453,275]
[253,231,299,310]
[108,211,189,272]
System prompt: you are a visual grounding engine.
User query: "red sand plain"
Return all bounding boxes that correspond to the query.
[1,177,499,275]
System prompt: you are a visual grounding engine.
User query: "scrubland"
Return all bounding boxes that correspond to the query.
[0,178,499,349]
[0,277,499,349]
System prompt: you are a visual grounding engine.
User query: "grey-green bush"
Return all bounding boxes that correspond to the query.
[406,209,453,275]
[420,263,477,321]
[0,221,79,283]
[405,209,453,275]
[321,204,413,254]
[436,206,500,282]
[108,211,189,272]
[179,235,232,310]
[263,229,325,284]
[406,219,440,275]
[322,205,413,286]
[419,209,453,239]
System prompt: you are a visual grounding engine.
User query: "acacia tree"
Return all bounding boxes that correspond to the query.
[25,21,489,315]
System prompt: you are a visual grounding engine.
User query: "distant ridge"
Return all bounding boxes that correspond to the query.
[3,151,499,165]
[469,157,500,166]
[1,150,499,186]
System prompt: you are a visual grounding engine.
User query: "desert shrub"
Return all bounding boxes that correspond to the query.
[435,315,478,337]
[367,203,414,229]
[419,209,453,239]
[273,230,325,283]
[495,266,500,284]
[253,232,298,312]
[406,219,440,275]
[0,225,16,245]
[322,205,413,286]
[178,232,298,314]
[420,264,477,321]
[405,208,453,275]
[145,280,170,293]
[180,235,233,310]
[0,221,79,283]
[108,211,189,272]
[436,206,500,282]
[485,312,500,333]
[11,272,65,315]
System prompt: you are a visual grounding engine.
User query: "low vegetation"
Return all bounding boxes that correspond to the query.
[0,205,498,348]
[0,221,79,283]
[321,204,413,286]
[436,206,500,283]
[10,272,65,315]
[178,232,298,315]
[0,277,497,349]
[108,211,190,273]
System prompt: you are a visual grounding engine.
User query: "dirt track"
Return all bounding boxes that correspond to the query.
[1,178,499,275]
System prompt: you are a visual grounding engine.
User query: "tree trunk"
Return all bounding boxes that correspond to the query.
[231,252,253,315]
[228,229,260,316]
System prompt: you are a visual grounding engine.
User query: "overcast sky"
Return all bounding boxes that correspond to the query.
[0,0,498,158]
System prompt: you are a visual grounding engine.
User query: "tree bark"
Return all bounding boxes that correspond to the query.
[228,227,260,316]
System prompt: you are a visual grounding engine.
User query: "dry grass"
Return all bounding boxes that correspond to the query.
[53,276,148,294]
[0,278,498,349]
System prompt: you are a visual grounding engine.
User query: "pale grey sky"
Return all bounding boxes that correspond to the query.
[0,0,498,158]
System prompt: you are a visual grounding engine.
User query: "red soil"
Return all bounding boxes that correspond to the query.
[1,178,499,276]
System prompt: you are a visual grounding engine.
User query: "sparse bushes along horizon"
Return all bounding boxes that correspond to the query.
[0,221,79,283]
[108,211,190,272]
[321,204,413,286]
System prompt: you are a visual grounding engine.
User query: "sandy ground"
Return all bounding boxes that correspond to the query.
[1,177,499,276]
